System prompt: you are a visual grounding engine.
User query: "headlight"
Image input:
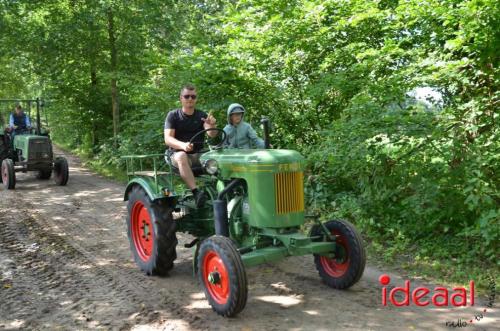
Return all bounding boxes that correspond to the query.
[203,159,219,175]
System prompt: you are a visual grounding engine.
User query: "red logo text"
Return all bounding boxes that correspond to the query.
[379,274,475,307]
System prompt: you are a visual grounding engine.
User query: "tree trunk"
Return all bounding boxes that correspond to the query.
[90,66,98,148]
[107,6,119,142]
[88,3,99,150]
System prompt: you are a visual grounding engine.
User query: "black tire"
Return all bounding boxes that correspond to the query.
[36,169,52,180]
[0,136,9,164]
[53,157,69,186]
[126,185,177,276]
[0,136,10,184]
[198,236,248,317]
[311,219,366,289]
[1,159,16,190]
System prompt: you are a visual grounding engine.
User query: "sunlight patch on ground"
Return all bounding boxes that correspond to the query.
[104,197,123,202]
[184,298,211,310]
[189,292,205,300]
[270,281,294,294]
[255,295,303,307]
[59,300,73,306]
[0,319,25,329]
[132,319,190,331]
[75,264,92,270]
[96,258,116,266]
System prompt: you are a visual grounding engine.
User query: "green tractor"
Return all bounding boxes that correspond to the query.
[122,121,365,317]
[0,98,69,190]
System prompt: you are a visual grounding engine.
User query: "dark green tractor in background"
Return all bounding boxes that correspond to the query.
[122,120,366,317]
[0,98,69,190]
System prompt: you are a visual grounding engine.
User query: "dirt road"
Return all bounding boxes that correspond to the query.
[0,149,497,330]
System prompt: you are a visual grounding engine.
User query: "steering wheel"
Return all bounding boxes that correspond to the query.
[14,127,32,135]
[188,128,227,151]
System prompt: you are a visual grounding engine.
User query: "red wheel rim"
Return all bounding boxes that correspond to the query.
[320,229,350,277]
[131,201,154,262]
[202,250,230,304]
[1,163,7,183]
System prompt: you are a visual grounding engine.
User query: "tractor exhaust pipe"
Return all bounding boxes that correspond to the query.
[213,200,229,237]
[213,179,243,237]
[261,116,271,149]
[36,97,41,136]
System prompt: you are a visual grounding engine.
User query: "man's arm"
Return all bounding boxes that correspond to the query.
[25,116,31,128]
[9,114,14,128]
[164,129,192,152]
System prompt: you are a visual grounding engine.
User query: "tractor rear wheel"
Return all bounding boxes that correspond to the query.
[198,236,247,317]
[1,159,16,190]
[53,157,69,186]
[36,169,52,180]
[0,136,9,163]
[126,185,177,276]
[311,219,366,289]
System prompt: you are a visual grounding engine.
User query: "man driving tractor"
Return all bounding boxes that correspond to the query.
[7,105,31,144]
[9,104,31,132]
[164,84,218,208]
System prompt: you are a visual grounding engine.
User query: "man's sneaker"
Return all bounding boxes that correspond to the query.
[193,189,207,208]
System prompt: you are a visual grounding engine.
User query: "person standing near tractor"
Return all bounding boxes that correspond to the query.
[164,84,218,208]
[223,103,264,149]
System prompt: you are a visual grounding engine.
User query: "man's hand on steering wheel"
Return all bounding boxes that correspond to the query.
[188,128,227,151]
[182,142,194,152]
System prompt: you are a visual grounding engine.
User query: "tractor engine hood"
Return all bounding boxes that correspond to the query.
[202,149,306,228]
[201,149,305,174]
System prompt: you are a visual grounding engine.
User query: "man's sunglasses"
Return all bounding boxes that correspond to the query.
[182,94,197,100]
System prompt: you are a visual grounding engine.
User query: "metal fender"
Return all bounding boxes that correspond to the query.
[123,177,176,202]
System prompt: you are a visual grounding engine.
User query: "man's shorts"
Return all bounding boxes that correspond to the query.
[167,151,202,168]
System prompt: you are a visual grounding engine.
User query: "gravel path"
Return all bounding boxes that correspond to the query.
[0,148,497,330]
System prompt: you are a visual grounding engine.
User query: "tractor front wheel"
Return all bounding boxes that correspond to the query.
[53,157,69,186]
[198,236,247,317]
[311,220,366,289]
[126,186,177,276]
[1,159,16,190]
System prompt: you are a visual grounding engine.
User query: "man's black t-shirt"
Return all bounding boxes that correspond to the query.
[164,108,207,153]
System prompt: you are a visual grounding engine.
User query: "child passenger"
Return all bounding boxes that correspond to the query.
[223,103,265,149]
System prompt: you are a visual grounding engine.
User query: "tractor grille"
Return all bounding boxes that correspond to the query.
[274,172,304,214]
[28,139,52,161]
